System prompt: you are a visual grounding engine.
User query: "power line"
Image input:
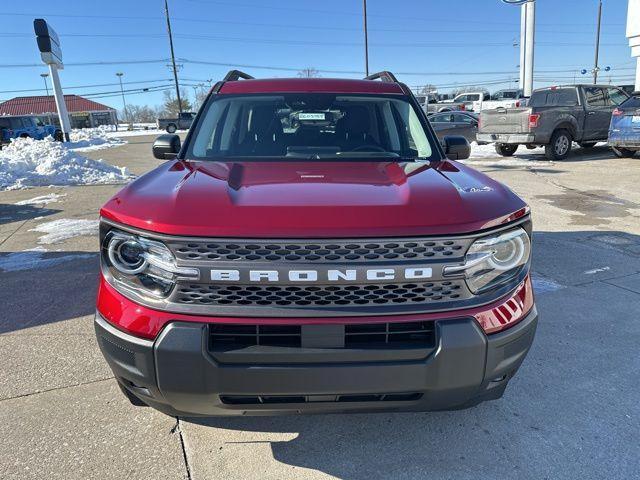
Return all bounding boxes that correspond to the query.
[0,78,174,95]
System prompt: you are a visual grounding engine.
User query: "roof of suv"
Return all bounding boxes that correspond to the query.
[218,77,405,95]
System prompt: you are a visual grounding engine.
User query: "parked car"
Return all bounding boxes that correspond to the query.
[476,89,527,112]
[95,70,537,417]
[0,115,62,146]
[476,84,629,160]
[156,112,196,133]
[429,111,479,143]
[608,91,640,157]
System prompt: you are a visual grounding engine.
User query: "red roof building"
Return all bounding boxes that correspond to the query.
[0,95,117,128]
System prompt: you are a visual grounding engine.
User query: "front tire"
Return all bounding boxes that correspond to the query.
[495,143,518,156]
[166,124,177,134]
[545,129,572,160]
[53,130,63,142]
[611,146,636,158]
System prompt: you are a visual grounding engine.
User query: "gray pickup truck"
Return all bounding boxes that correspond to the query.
[156,112,196,133]
[477,84,629,160]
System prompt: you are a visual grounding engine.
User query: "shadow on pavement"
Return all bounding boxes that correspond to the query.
[0,251,98,334]
[181,230,640,479]
[0,204,60,225]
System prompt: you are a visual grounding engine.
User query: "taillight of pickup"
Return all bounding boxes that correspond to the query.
[94,70,538,416]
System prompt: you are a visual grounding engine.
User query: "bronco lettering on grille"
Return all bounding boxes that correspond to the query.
[210,267,433,283]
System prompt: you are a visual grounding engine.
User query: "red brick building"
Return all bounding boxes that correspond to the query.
[0,95,117,128]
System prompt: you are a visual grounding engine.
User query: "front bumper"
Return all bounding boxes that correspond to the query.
[477,133,535,144]
[95,306,538,416]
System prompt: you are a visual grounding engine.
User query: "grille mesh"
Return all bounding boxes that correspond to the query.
[176,281,464,308]
[169,239,466,263]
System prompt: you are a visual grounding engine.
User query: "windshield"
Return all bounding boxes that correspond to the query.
[187,93,437,161]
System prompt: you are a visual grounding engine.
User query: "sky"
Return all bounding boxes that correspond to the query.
[0,0,635,111]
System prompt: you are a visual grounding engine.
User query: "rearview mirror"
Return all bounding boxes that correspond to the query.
[442,135,471,160]
[152,134,181,160]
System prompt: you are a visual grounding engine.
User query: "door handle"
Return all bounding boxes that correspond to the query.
[588,111,596,115]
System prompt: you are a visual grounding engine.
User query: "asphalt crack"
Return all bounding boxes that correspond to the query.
[173,417,193,480]
[0,376,114,403]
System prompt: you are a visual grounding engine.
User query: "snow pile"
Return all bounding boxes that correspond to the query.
[14,193,66,206]
[468,142,546,159]
[106,127,167,138]
[30,218,99,244]
[68,127,126,151]
[462,142,551,167]
[0,136,132,190]
[0,247,95,272]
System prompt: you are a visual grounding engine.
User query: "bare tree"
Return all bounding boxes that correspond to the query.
[193,86,209,109]
[416,84,438,96]
[298,67,321,78]
[124,105,158,123]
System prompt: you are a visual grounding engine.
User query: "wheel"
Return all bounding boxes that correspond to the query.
[118,382,148,407]
[611,146,636,158]
[579,142,597,149]
[439,108,451,112]
[495,143,518,156]
[545,129,572,160]
[166,123,177,134]
[53,130,63,142]
[19,133,30,138]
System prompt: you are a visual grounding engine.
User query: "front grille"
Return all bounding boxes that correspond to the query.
[177,281,464,308]
[209,321,436,350]
[169,239,466,263]
[220,393,423,405]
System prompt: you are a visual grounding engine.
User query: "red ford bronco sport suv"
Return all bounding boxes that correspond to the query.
[95,71,537,416]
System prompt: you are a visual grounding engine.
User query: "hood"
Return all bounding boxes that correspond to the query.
[100,159,528,238]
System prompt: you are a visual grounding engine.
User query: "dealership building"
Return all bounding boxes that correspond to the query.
[0,94,117,128]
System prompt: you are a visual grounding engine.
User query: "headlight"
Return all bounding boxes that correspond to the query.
[444,228,530,294]
[102,230,199,299]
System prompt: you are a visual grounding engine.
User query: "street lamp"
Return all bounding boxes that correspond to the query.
[40,73,50,96]
[115,72,129,130]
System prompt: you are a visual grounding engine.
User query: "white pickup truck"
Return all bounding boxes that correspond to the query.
[473,89,527,112]
[424,92,488,113]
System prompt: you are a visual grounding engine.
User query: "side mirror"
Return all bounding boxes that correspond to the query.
[152,134,181,160]
[442,135,471,160]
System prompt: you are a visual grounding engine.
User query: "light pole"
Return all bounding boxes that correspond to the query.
[116,72,128,129]
[40,73,50,96]
[363,0,369,77]
[593,0,603,83]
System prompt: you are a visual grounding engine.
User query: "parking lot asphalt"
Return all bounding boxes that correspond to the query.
[1,136,639,479]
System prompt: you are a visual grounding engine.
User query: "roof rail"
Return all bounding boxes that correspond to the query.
[364,71,398,83]
[223,70,255,82]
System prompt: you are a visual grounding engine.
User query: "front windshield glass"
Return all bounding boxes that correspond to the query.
[188,93,436,160]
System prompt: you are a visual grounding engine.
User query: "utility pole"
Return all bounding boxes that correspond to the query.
[363,0,369,76]
[116,72,128,129]
[164,0,183,114]
[40,73,49,96]
[593,0,603,83]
